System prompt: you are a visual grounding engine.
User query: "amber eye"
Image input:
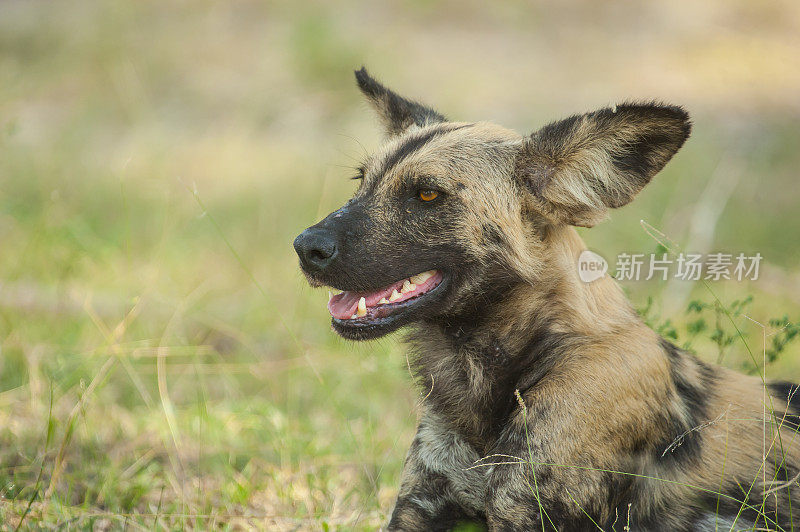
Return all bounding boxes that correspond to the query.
[418,189,439,202]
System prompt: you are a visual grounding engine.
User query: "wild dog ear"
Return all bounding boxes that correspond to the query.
[514,103,691,227]
[355,67,447,136]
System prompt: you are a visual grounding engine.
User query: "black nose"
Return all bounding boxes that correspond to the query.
[293,228,338,273]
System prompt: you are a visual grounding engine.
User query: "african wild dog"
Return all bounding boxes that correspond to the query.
[294,68,800,531]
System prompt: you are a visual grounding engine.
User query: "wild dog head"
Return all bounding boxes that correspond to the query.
[294,68,691,340]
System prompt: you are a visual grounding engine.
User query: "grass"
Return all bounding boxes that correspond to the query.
[1,0,800,529]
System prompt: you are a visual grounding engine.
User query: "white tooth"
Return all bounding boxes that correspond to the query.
[351,313,358,319]
[328,291,333,302]
[389,289,402,302]
[379,297,389,304]
[410,270,435,285]
[401,280,416,293]
[357,296,367,317]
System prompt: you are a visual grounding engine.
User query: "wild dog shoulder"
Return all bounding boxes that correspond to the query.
[483,333,673,529]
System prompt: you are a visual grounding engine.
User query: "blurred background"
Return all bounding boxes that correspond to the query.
[1,1,799,529]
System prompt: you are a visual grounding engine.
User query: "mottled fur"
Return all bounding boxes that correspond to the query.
[295,69,800,531]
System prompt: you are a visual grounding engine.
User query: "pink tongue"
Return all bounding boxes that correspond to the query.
[327,292,360,320]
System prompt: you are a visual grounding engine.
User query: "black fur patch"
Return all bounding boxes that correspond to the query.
[479,326,565,415]
[380,127,447,177]
[515,329,573,395]
[603,471,636,529]
[655,338,716,466]
[536,113,581,150]
[770,382,800,414]
[377,124,471,178]
[480,223,505,247]
[768,381,800,433]
[609,132,672,186]
[389,469,481,531]
[434,276,517,344]
[389,498,475,532]
[693,486,776,531]
[419,293,568,450]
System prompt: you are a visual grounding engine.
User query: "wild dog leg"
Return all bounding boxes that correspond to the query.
[388,412,487,531]
[484,409,613,531]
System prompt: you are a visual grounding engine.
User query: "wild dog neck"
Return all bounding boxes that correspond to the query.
[426,225,637,351]
[408,225,642,447]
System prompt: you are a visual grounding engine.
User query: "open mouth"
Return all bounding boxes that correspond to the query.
[326,270,445,339]
[328,270,443,320]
